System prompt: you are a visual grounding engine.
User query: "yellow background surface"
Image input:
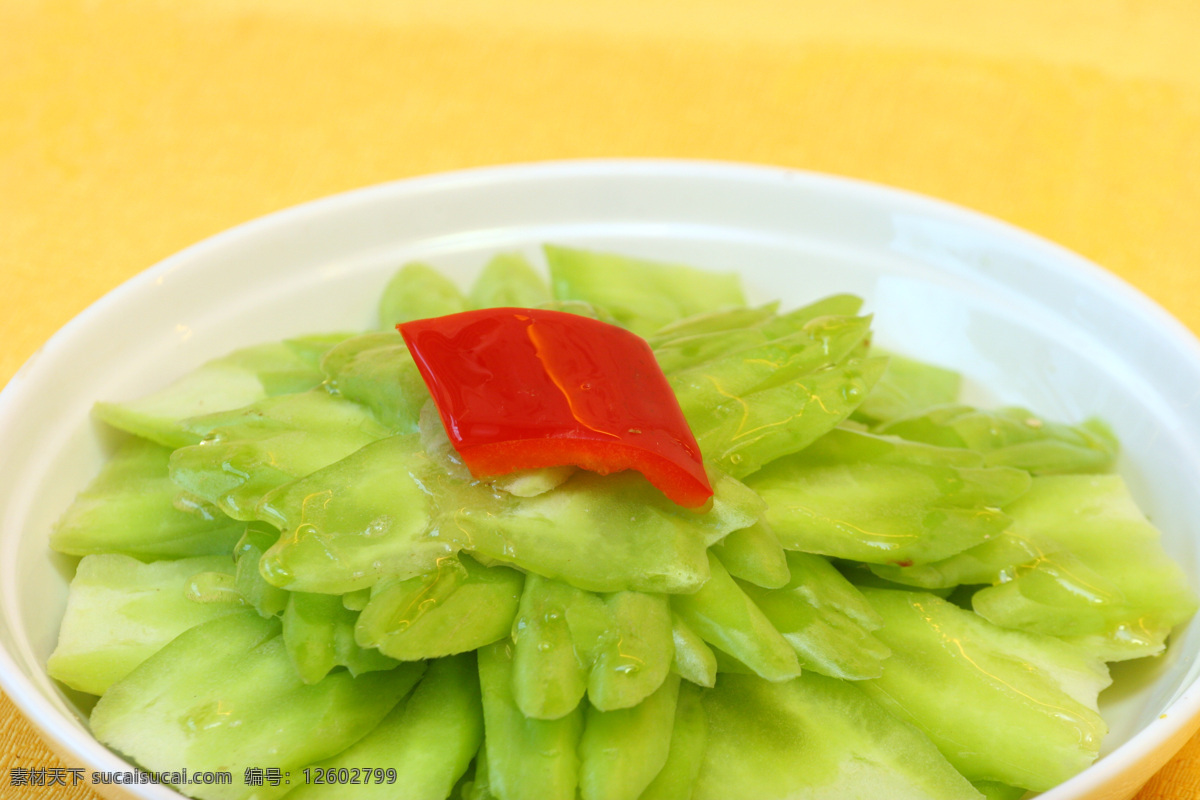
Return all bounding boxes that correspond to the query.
[2,0,1200,797]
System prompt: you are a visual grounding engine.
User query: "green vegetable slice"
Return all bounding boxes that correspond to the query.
[279,333,357,374]
[169,389,391,520]
[655,292,859,343]
[975,475,1198,659]
[665,314,871,434]
[759,294,866,336]
[511,578,675,715]
[587,592,674,712]
[747,427,1030,565]
[90,612,425,800]
[478,640,583,800]
[671,552,800,682]
[282,591,399,684]
[852,351,961,425]
[48,554,243,696]
[859,588,1109,791]
[654,308,868,383]
[579,673,681,800]
[971,782,1028,800]
[694,672,983,800]
[233,523,289,617]
[49,437,244,560]
[378,262,468,327]
[320,331,429,432]
[709,521,790,589]
[357,555,524,661]
[510,575,591,720]
[284,654,483,800]
[691,355,884,479]
[468,252,552,309]
[652,321,775,377]
[873,474,1200,661]
[255,433,452,593]
[453,468,763,594]
[461,741,495,800]
[650,293,861,350]
[867,533,1039,590]
[93,339,333,449]
[637,681,708,800]
[878,404,1118,475]
[545,244,745,336]
[739,551,890,680]
[651,303,880,481]
[669,612,718,688]
[648,302,781,345]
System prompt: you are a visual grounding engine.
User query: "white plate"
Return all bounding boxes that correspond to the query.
[2,159,1200,800]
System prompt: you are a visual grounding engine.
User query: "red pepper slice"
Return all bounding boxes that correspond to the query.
[399,307,713,508]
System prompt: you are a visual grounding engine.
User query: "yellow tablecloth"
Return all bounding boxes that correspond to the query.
[3,1,1200,798]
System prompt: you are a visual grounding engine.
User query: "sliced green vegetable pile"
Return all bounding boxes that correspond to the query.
[50,246,1198,800]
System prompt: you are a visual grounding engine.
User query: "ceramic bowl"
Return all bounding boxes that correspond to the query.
[2,160,1199,799]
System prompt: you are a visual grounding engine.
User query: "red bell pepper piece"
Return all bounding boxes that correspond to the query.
[399,308,713,508]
